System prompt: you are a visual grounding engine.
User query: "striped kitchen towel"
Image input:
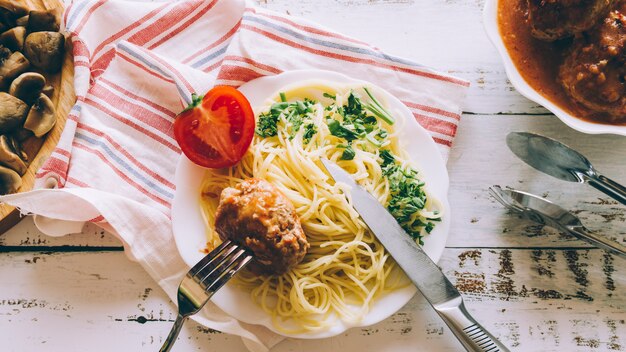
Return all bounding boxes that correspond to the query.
[0,0,469,350]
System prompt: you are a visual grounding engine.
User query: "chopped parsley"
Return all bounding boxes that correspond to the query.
[303,123,317,143]
[338,144,356,160]
[255,98,317,141]
[379,150,436,244]
[255,110,280,137]
[255,88,437,244]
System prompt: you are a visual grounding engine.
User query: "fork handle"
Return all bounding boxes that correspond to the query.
[160,314,187,352]
[587,174,626,206]
[567,226,626,260]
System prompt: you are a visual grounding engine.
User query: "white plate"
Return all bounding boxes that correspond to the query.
[483,0,626,136]
[172,69,451,338]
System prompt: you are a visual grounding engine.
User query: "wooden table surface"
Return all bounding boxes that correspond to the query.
[1,0,624,351]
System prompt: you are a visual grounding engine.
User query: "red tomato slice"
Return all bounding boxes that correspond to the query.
[174,86,255,169]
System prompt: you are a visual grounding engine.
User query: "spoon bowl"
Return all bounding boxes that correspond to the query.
[506,132,592,183]
[506,132,626,206]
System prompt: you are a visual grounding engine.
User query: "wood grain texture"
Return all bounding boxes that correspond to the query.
[0,250,622,351]
[0,0,74,232]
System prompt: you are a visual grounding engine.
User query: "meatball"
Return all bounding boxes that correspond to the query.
[559,4,626,118]
[527,0,613,41]
[214,178,309,275]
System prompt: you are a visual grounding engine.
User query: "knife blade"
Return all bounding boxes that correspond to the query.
[321,158,509,352]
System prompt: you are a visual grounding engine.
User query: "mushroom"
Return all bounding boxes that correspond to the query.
[0,134,26,175]
[6,133,26,160]
[27,8,61,32]
[0,51,29,88]
[0,43,9,59]
[15,14,26,27]
[42,84,53,97]
[0,92,28,134]
[11,127,32,142]
[0,26,25,51]
[0,164,21,195]
[0,0,28,17]
[23,31,64,72]
[9,72,45,104]
[0,0,29,29]
[23,93,56,137]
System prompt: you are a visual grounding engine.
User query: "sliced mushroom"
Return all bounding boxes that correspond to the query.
[0,164,21,195]
[15,14,27,27]
[11,127,32,142]
[0,134,26,175]
[9,72,45,104]
[0,0,29,17]
[0,0,29,30]
[6,133,26,160]
[27,8,61,32]
[23,31,64,72]
[42,84,53,97]
[0,43,9,60]
[0,51,29,88]
[0,92,28,134]
[23,93,56,137]
[0,26,25,51]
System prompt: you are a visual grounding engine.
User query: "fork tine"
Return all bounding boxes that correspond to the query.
[199,247,249,287]
[488,186,510,208]
[189,240,237,277]
[489,185,525,213]
[204,254,253,295]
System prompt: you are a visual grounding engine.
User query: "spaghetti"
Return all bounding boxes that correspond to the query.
[199,81,441,333]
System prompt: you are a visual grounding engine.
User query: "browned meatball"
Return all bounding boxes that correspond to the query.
[527,0,613,40]
[559,4,626,118]
[214,178,309,275]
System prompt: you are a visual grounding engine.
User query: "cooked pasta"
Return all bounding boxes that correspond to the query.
[199,81,441,333]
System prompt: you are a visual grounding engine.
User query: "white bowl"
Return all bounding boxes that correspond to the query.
[483,0,626,136]
[172,69,451,338]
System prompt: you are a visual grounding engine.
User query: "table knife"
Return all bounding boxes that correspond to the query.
[322,159,509,352]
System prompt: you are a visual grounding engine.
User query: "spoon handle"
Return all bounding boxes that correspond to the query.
[587,175,626,206]
[567,226,626,260]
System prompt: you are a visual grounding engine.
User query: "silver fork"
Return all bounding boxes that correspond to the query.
[489,185,626,259]
[160,240,253,352]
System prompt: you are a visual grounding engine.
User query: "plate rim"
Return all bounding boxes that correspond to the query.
[482,0,626,136]
[172,69,451,338]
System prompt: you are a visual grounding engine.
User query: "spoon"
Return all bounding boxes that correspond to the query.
[506,132,626,206]
[489,186,626,259]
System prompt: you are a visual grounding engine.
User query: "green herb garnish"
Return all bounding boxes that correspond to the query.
[338,144,356,160]
[379,149,432,244]
[255,88,436,244]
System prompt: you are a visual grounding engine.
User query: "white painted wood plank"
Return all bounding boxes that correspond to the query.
[447,115,626,248]
[0,219,121,247]
[0,249,622,351]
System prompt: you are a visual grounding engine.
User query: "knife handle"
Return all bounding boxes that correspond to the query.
[434,297,510,352]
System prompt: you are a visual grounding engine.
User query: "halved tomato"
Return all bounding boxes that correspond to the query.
[174,86,255,169]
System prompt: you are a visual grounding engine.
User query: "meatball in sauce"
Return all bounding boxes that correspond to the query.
[499,0,625,124]
[214,178,309,275]
[559,3,626,118]
[527,0,613,41]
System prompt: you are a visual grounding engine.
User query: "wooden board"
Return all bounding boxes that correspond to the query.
[0,0,74,233]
